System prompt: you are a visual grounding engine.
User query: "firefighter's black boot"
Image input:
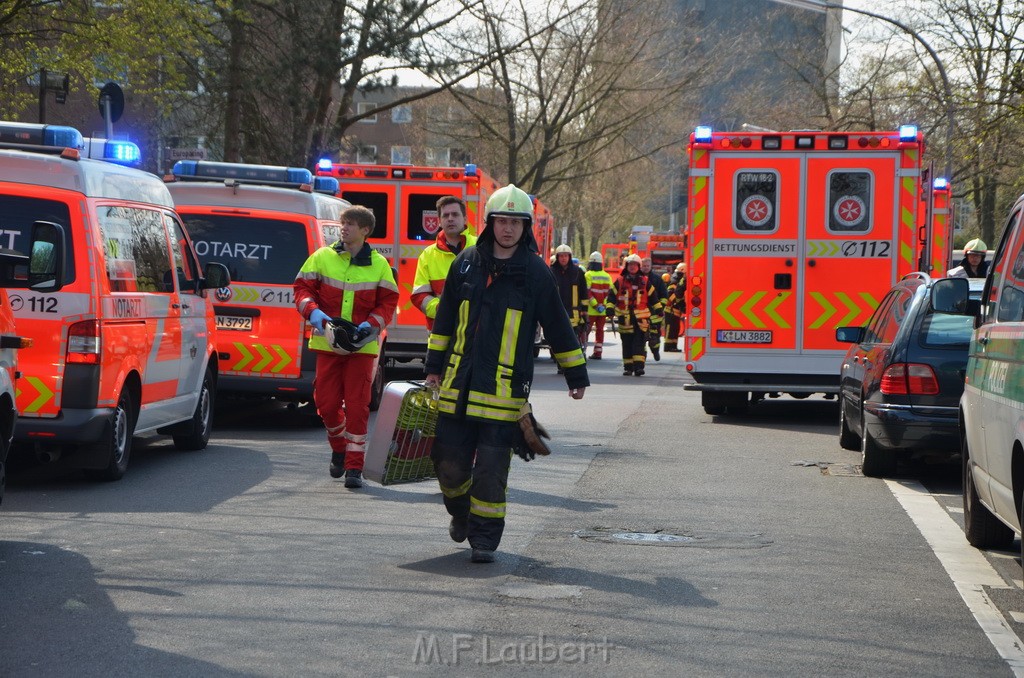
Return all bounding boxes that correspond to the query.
[329,452,345,479]
[449,515,469,543]
[344,469,363,488]
[471,548,495,563]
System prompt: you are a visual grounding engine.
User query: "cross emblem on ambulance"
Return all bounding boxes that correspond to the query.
[833,195,866,228]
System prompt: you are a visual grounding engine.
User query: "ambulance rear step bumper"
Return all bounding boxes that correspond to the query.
[14,407,111,444]
[218,372,315,401]
[684,373,839,394]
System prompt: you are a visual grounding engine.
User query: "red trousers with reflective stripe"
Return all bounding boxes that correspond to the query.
[314,351,375,470]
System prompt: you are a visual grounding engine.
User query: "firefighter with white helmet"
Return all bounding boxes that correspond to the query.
[664,261,687,352]
[423,184,589,563]
[550,243,588,370]
[584,250,613,359]
[947,238,989,279]
[295,205,398,488]
[610,253,663,376]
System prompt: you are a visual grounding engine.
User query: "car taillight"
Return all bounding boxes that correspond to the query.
[880,363,939,395]
[67,320,100,364]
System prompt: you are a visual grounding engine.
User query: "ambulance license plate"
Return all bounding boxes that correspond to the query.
[216,315,253,331]
[717,330,773,344]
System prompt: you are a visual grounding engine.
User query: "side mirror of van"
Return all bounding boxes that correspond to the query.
[835,326,864,343]
[28,221,65,291]
[930,277,970,314]
[201,262,231,290]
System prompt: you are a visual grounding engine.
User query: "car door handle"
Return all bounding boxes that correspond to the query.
[978,336,989,345]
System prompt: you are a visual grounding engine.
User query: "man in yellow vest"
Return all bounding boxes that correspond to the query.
[584,251,613,359]
[294,205,399,487]
[411,195,477,330]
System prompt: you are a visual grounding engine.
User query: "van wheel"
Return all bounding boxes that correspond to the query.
[86,391,135,481]
[963,443,1014,548]
[839,405,859,451]
[369,360,385,412]
[860,425,896,478]
[702,391,726,416]
[173,369,214,451]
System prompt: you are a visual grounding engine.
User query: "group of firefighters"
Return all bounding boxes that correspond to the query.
[549,246,688,376]
[292,186,695,563]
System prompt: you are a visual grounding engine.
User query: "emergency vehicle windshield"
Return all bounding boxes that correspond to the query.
[340,191,388,239]
[180,214,309,284]
[0,194,75,282]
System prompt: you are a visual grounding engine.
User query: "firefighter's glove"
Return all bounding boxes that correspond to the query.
[638,318,650,332]
[517,402,551,460]
[309,309,330,332]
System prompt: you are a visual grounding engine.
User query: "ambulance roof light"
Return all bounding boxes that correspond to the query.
[0,122,84,150]
[933,177,949,190]
[694,126,713,143]
[83,138,141,166]
[465,163,478,177]
[172,160,313,186]
[899,124,918,141]
[313,176,340,194]
[317,158,333,172]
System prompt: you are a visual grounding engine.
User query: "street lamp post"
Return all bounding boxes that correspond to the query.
[769,0,955,178]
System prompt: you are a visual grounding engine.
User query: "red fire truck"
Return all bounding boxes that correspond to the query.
[681,125,932,414]
[601,228,686,278]
[314,161,555,361]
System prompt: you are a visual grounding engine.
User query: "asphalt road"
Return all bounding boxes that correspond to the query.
[2,339,1022,677]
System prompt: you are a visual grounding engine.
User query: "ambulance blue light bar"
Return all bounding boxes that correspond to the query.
[173,161,313,185]
[0,122,83,149]
[313,176,339,194]
[83,138,141,166]
[694,126,714,143]
[317,158,333,172]
[465,163,478,177]
[934,177,949,190]
[899,124,918,141]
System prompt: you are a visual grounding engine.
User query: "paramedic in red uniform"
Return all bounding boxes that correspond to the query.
[294,205,398,488]
[424,184,589,563]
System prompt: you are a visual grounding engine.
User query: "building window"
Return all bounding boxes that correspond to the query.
[357,145,377,164]
[425,147,450,167]
[357,102,377,123]
[391,105,412,124]
[391,146,412,165]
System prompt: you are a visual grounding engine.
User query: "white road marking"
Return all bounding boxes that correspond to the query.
[886,479,1024,676]
[1012,612,1024,624]
[948,507,965,514]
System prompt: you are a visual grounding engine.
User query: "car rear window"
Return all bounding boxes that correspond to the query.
[920,312,974,347]
[182,214,309,284]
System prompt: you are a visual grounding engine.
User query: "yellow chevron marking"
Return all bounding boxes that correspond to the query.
[270,345,292,373]
[764,292,791,328]
[232,342,254,370]
[809,292,836,330]
[716,291,743,327]
[252,344,273,372]
[22,376,53,413]
[739,291,767,328]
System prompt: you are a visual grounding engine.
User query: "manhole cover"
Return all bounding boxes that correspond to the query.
[611,532,695,544]
[572,528,771,549]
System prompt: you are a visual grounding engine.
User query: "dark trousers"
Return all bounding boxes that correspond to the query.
[622,328,648,371]
[431,415,517,551]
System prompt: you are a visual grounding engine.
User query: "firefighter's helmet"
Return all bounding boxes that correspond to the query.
[676,262,686,273]
[964,238,988,254]
[323,317,373,355]
[485,184,533,227]
[624,254,641,267]
[555,244,573,255]
[589,251,601,263]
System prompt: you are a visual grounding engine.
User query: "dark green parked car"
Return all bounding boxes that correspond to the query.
[835,273,983,477]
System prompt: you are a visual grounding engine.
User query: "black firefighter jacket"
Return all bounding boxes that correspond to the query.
[426,232,589,424]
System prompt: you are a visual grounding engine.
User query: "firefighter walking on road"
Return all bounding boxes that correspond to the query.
[294,205,399,488]
[424,184,589,564]
[664,262,687,352]
[550,244,588,370]
[611,253,662,376]
[641,256,669,361]
[584,251,613,359]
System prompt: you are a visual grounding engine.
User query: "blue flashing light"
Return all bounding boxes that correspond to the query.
[103,140,141,165]
[694,126,714,143]
[933,177,949,190]
[317,157,333,172]
[899,124,918,142]
[172,160,313,185]
[0,122,83,149]
[313,176,340,194]
[465,163,478,177]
